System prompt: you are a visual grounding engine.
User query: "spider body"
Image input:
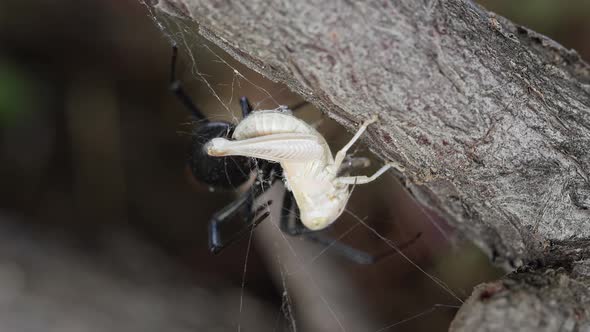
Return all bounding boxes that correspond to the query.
[189,119,252,189]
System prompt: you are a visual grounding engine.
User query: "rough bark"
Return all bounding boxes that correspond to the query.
[154,0,590,329]
[450,261,590,332]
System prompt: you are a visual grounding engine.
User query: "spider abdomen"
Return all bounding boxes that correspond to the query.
[190,121,252,189]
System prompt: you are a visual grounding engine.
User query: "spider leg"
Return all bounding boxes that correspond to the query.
[279,191,308,236]
[240,97,308,117]
[304,233,381,264]
[208,161,282,253]
[208,188,272,253]
[169,43,207,121]
[337,156,371,176]
[279,191,420,264]
[240,96,253,118]
[289,100,309,112]
[307,231,422,264]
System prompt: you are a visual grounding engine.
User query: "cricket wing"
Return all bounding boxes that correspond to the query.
[206,133,325,163]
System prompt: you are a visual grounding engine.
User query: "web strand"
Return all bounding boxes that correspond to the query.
[344,208,464,304]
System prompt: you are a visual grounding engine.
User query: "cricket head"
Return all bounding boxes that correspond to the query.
[297,188,350,231]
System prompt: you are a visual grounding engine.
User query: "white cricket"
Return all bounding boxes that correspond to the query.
[206,107,400,231]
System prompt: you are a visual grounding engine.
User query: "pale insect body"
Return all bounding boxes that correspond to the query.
[207,107,398,231]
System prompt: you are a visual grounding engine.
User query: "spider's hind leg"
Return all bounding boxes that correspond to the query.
[208,188,272,254]
[239,97,309,118]
[279,191,308,236]
[169,44,207,121]
[337,156,371,176]
[279,192,420,264]
[279,192,376,264]
[240,97,253,118]
[208,161,282,253]
[306,231,422,264]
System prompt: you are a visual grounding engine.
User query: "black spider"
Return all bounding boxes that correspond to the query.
[170,45,419,263]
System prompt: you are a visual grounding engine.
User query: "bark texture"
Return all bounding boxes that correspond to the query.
[450,261,590,332]
[154,0,590,329]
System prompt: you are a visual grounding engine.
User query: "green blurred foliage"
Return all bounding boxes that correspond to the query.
[0,60,36,124]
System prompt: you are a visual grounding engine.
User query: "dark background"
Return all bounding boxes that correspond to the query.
[0,0,587,331]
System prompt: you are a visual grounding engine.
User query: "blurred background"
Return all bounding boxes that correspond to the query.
[0,0,587,331]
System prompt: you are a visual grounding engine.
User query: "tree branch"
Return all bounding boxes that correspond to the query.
[155,0,590,268]
[450,260,590,331]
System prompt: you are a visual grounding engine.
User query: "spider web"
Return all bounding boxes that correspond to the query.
[140,3,483,331]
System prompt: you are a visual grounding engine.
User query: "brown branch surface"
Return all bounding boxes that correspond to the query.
[450,260,590,331]
[155,0,590,270]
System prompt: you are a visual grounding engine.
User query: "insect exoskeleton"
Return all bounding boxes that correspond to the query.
[206,108,393,231]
